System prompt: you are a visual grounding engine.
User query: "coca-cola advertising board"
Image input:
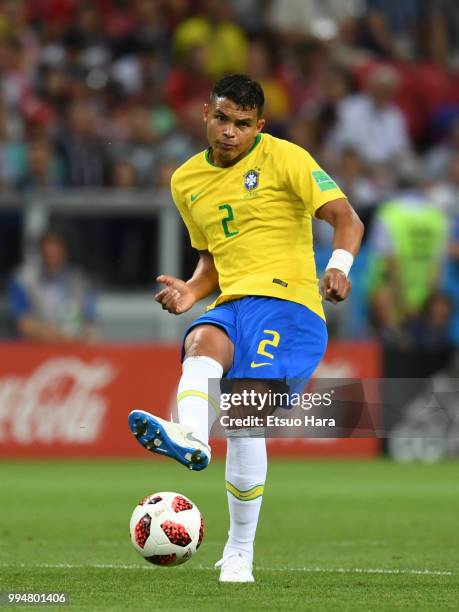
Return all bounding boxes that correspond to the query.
[0,342,381,458]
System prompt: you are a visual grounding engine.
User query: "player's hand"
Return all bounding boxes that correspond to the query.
[155,275,197,314]
[320,269,352,304]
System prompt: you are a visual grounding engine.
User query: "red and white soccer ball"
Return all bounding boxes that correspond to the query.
[129,491,205,566]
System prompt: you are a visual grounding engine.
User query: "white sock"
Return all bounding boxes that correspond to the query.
[224,436,267,562]
[177,356,223,445]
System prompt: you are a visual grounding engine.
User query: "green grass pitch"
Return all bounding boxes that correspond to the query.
[0,459,458,611]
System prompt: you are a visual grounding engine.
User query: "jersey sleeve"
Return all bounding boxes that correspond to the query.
[171,173,208,250]
[284,144,347,216]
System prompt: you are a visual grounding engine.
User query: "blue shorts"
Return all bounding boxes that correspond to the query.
[182,297,327,391]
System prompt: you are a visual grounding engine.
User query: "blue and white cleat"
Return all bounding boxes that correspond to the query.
[128,410,211,471]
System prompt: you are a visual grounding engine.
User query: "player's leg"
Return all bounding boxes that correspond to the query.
[216,299,274,581]
[129,305,236,470]
[216,434,266,583]
[177,323,233,444]
[216,297,327,582]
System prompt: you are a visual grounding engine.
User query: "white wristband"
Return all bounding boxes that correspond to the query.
[325,249,354,278]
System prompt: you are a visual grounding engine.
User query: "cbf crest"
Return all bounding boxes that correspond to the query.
[244,169,259,191]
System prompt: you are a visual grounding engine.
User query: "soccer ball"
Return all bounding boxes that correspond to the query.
[129,491,205,566]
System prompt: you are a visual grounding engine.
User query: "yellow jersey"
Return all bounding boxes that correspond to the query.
[170,133,346,320]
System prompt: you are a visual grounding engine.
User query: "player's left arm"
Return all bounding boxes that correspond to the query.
[315,198,364,303]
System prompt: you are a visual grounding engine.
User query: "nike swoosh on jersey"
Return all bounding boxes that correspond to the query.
[191,192,205,202]
[250,361,273,368]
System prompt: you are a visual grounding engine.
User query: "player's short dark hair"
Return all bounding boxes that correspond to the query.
[210,74,264,117]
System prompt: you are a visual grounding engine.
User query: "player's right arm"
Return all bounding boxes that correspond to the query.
[155,250,219,315]
[159,169,217,314]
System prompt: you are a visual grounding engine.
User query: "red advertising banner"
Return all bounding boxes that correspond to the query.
[0,342,381,459]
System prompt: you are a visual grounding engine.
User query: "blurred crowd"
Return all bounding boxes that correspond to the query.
[0,0,458,189]
[1,0,459,359]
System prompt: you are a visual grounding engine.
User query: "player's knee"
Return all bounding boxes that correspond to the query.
[184,325,233,371]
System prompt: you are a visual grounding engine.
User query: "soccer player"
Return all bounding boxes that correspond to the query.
[129,75,364,582]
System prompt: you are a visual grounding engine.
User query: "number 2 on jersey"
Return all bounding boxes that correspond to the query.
[219,204,239,238]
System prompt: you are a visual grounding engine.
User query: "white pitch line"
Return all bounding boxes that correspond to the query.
[0,563,454,576]
[253,567,455,577]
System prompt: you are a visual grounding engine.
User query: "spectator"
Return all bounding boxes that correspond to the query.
[267,0,363,42]
[111,159,138,188]
[58,101,107,186]
[0,0,41,76]
[357,0,422,60]
[0,98,23,187]
[449,215,459,271]
[63,2,112,73]
[327,65,411,166]
[165,44,212,113]
[117,0,169,59]
[109,104,159,188]
[230,0,269,36]
[405,292,454,351]
[429,152,459,221]
[38,65,74,113]
[285,39,333,117]
[284,117,321,158]
[155,159,176,189]
[424,119,459,182]
[111,42,167,97]
[381,291,455,379]
[312,149,385,251]
[8,229,98,343]
[0,0,457,350]
[394,291,454,379]
[332,148,385,218]
[173,0,248,79]
[0,34,30,111]
[141,80,177,139]
[25,0,78,31]
[424,0,459,66]
[244,37,291,123]
[314,66,355,129]
[444,213,459,346]
[162,0,195,32]
[18,137,63,189]
[158,99,209,167]
[368,177,448,342]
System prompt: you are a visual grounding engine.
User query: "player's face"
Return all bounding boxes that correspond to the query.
[204,98,265,167]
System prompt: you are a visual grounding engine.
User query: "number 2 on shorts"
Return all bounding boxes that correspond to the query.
[257,329,280,360]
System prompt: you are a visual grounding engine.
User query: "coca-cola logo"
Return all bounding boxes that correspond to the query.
[315,360,356,378]
[0,358,115,444]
